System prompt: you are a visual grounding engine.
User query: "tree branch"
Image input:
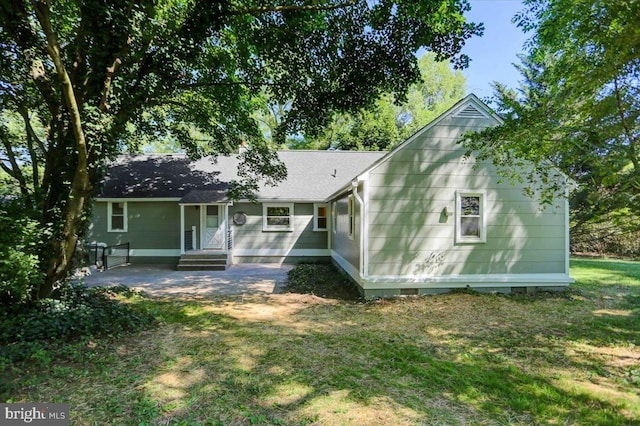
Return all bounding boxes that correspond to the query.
[100,57,122,112]
[16,107,42,191]
[0,128,30,197]
[228,1,358,16]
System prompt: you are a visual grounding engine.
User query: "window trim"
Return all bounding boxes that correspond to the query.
[262,203,294,232]
[313,203,328,232]
[348,195,355,240]
[107,201,128,232]
[455,191,486,243]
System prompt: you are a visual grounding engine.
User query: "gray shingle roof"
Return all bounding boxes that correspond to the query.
[97,150,386,202]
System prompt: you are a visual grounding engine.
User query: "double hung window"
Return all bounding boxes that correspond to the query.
[108,202,127,232]
[456,191,485,243]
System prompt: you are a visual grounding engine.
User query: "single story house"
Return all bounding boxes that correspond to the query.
[89,94,573,297]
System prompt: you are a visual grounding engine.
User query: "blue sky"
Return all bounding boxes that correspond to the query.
[460,0,530,99]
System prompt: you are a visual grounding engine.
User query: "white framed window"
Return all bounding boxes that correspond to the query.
[348,195,355,239]
[331,202,337,234]
[456,191,486,243]
[108,201,127,232]
[313,203,328,231]
[263,203,294,231]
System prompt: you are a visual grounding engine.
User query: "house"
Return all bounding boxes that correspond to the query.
[89,95,573,298]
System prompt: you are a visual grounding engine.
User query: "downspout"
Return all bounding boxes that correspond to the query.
[351,179,365,276]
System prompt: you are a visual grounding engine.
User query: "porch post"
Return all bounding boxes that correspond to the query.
[180,204,185,254]
[191,225,197,250]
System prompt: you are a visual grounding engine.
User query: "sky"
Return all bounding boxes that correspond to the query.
[460,0,530,99]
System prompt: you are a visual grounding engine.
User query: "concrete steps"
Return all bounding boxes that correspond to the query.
[177,252,227,271]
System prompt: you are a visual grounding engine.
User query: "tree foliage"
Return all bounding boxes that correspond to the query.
[294,52,467,150]
[462,0,639,229]
[0,0,481,299]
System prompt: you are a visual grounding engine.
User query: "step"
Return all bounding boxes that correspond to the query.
[176,263,227,271]
[178,258,227,265]
[180,254,227,260]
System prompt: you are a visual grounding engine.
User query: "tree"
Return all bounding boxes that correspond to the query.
[300,52,466,150]
[0,0,482,300]
[461,0,639,231]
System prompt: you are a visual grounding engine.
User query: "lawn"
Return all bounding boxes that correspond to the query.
[2,258,639,425]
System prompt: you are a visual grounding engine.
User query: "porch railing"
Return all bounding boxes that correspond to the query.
[86,242,130,270]
[227,228,233,250]
[183,225,197,252]
[103,243,130,270]
[184,230,194,251]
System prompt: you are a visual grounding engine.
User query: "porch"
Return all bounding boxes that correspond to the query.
[179,201,232,270]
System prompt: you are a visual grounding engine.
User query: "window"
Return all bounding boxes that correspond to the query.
[456,191,486,243]
[348,195,355,239]
[331,202,337,234]
[314,203,328,231]
[108,202,127,232]
[263,203,294,231]
[206,205,219,228]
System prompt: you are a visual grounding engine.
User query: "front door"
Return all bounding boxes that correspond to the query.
[203,205,224,249]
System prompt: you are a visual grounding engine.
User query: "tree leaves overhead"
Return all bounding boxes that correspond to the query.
[294,52,466,151]
[0,0,481,298]
[461,0,639,227]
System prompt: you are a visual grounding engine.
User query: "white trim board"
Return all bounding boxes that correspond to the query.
[233,249,330,257]
[96,198,181,202]
[361,273,574,289]
[128,249,181,257]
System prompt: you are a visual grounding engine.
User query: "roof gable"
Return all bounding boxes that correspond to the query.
[324,94,502,200]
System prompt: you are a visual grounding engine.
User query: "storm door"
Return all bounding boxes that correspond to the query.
[202,205,224,249]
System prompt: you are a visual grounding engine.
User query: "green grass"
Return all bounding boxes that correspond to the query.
[1,258,639,425]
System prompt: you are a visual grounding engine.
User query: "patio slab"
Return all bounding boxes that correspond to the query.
[78,263,294,297]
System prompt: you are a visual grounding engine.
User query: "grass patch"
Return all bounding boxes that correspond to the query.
[2,258,639,424]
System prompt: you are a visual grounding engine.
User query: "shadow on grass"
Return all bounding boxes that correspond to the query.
[10,293,634,425]
[5,257,640,424]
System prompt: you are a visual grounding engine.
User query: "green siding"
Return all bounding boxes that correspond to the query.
[366,113,568,277]
[330,188,361,272]
[229,202,328,252]
[89,201,181,250]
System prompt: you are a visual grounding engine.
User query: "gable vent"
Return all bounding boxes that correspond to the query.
[453,104,488,119]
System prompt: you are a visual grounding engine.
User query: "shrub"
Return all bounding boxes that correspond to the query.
[0,210,44,304]
[285,263,362,300]
[571,219,640,258]
[0,284,156,363]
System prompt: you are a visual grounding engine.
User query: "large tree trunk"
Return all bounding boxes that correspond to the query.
[32,0,92,299]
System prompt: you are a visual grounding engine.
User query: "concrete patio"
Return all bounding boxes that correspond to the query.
[78,263,294,297]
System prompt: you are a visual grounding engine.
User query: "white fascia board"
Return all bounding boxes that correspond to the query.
[255,198,325,203]
[96,198,181,202]
[325,180,362,202]
[179,202,228,206]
